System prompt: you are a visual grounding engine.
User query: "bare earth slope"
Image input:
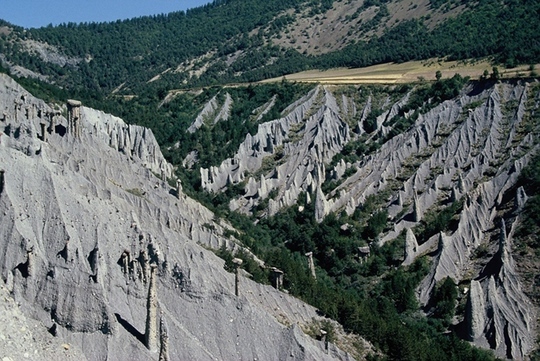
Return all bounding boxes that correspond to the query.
[0,74,358,361]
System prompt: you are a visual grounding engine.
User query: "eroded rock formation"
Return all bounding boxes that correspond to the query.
[202,86,352,217]
[0,74,356,361]
[187,92,233,133]
[194,79,540,358]
[465,219,534,359]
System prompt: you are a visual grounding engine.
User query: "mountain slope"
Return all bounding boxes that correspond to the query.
[0,0,539,93]
[1,0,540,359]
[0,73,360,360]
[2,64,540,360]
[176,77,540,359]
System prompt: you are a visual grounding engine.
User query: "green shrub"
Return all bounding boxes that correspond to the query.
[431,277,458,324]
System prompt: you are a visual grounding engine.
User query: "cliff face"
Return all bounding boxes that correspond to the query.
[195,79,540,359]
[0,74,356,361]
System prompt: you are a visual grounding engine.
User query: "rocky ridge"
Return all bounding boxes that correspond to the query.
[196,79,540,358]
[465,219,534,360]
[187,92,233,134]
[0,74,358,361]
[201,85,354,217]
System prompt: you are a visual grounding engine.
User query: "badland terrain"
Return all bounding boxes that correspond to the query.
[1,0,540,360]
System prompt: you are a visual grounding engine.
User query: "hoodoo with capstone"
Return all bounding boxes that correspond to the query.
[305,252,316,279]
[67,99,82,138]
[232,258,243,297]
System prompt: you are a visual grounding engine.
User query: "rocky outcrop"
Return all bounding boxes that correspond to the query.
[0,74,354,360]
[82,107,173,179]
[340,81,537,358]
[187,93,233,133]
[465,220,535,359]
[201,86,320,194]
[203,86,354,216]
[315,185,331,223]
[254,94,277,122]
[403,228,418,266]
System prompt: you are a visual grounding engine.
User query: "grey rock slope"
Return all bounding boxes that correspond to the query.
[187,92,233,133]
[0,74,357,361]
[465,219,534,360]
[196,79,540,359]
[201,86,353,218]
[0,280,87,361]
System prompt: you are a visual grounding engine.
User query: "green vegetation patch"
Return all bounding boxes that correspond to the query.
[196,183,494,361]
[515,153,540,249]
[414,199,464,244]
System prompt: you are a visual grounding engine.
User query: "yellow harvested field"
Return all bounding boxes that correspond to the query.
[261,59,539,84]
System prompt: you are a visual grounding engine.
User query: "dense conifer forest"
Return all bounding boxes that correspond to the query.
[0,0,538,94]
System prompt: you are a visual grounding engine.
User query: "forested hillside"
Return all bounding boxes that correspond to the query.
[0,0,539,96]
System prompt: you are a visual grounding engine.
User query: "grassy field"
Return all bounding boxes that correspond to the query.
[261,59,539,84]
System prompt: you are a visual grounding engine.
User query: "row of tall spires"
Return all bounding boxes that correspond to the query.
[42,100,81,141]
[34,99,185,197]
[119,235,161,284]
[3,94,61,141]
[28,99,81,142]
